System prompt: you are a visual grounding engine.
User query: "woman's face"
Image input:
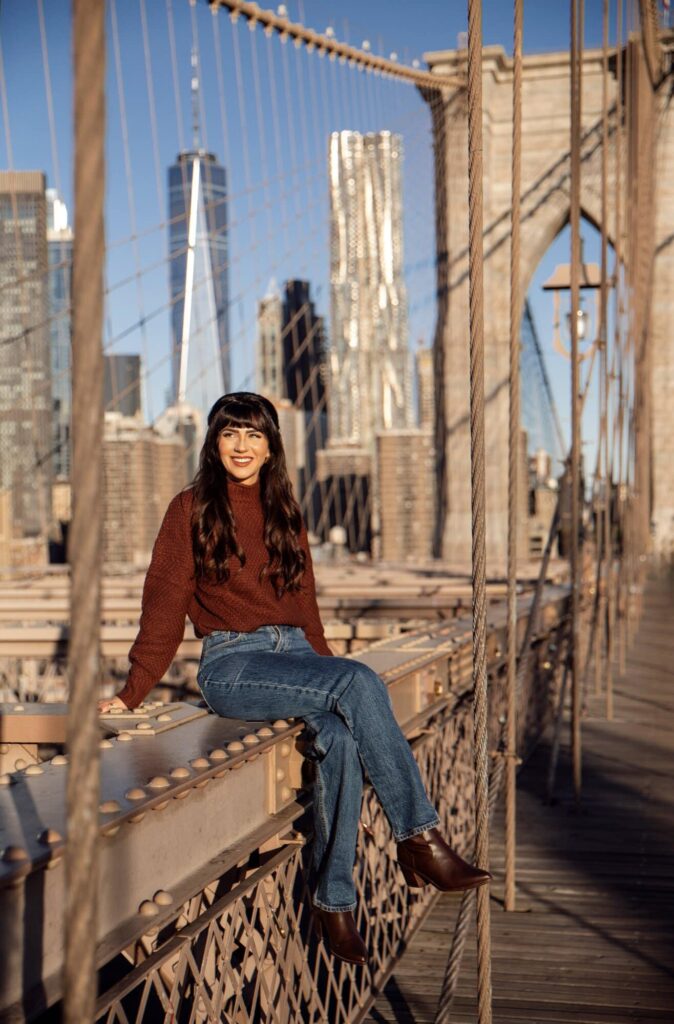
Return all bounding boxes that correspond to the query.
[218,424,270,486]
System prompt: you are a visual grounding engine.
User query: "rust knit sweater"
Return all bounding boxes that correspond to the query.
[117,479,332,709]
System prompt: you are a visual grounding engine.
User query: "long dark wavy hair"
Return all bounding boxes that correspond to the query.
[190,392,306,595]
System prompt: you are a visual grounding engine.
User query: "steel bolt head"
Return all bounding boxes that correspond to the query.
[100,800,121,814]
[147,776,170,790]
[2,845,28,863]
[38,828,62,846]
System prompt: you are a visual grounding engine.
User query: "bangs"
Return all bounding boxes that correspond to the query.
[207,392,280,437]
[218,412,267,434]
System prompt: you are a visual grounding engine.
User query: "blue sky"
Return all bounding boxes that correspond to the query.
[0,0,624,471]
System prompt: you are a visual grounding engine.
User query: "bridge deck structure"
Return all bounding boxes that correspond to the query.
[368,575,674,1024]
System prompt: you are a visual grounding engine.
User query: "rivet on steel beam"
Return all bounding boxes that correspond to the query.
[280,786,292,801]
[154,890,173,905]
[38,828,63,846]
[138,900,159,917]
[0,774,14,786]
[272,719,288,730]
[243,734,259,746]
[0,744,8,754]
[136,723,153,731]
[13,705,25,712]
[276,769,286,782]
[226,741,245,753]
[100,800,121,813]
[109,708,124,715]
[128,812,146,824]
[280,743,291,757]
[51,754,68,765]
[257,726,274,737]
[99,739,113,750]
[2,845,28,863]
[190,757,210,769]
[170,766,191,779]
[209,749,227,761]
[147,776,170,790]
[118,732,133,742]
[14,759,27,771]
[157,714,172,722]
[125,788,146,801]
[24,765,44,776]
[132,708,145,715]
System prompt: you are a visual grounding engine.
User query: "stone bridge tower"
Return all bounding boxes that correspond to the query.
[423,40,674,567]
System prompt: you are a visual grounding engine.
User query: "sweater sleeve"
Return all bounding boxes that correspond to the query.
[297,525,333,657]
[117,491,196,709]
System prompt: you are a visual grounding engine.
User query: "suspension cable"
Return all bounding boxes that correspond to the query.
[466,0,493,1019]
[65,3,105,1021]
[504,0,523,915]
[569,0,584,802]
[209,0,463,89]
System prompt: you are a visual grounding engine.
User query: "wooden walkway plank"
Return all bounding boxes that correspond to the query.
[366,575,674,1023]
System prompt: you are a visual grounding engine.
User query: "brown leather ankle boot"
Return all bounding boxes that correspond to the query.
[312,907,369,965]
[397,828,491,892]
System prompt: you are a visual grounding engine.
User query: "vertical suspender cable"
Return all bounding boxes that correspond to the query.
[606,0,623,721]
[596,0,610,699]
[504,0,523,914]
[65,2,105,1022]
[569,0,583,801]
[466,0,493,1019]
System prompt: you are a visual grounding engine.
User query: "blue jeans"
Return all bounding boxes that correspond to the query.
[197,624,440,912]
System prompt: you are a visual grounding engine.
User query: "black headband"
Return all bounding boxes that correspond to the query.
[207,392,280,430]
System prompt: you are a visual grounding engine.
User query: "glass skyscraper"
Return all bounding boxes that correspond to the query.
[168,150,229,415]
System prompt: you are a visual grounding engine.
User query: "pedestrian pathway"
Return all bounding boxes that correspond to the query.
[367,574,674,1023]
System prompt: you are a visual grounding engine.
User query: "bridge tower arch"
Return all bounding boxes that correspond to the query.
[424,41,673,566]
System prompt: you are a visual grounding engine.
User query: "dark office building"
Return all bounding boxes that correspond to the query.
[282,280,327,412]
[280,280,329,536]
[104,354,142,418]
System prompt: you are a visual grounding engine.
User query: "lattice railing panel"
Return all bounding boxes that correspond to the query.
[94,696,473,1024]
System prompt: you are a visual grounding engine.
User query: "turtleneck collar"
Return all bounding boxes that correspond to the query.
[226,476,262,505]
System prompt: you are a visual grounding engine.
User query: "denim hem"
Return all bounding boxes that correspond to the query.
[394,815,440,843]
[313,897,358,913]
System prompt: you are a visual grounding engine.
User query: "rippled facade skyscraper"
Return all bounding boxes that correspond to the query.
[328,131,413,447]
